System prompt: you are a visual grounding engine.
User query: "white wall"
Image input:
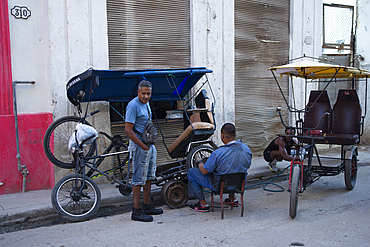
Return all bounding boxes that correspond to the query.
[47,0,110,181]
[191,0,235,145]
[9,0,109,118]
[48,0,109,120]
[9,0,51,114]
[289,0,323,123]
[356,0,370,143]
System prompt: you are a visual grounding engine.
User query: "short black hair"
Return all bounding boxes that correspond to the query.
[138,80,152,90]
[285,127,294,134]
[221,123,236,138]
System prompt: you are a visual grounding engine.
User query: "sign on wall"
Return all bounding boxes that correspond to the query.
[11,6,31,19]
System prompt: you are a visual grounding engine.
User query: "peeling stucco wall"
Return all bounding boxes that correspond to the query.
[47,0,111,181]
[9,0,51,114]
[289,0,323,125]
[356,0,370,143]
[191,0,235,146]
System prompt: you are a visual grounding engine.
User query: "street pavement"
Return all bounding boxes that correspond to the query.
[1,145,370,229]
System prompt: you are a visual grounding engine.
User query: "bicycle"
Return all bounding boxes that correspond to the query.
[46,111,132,221]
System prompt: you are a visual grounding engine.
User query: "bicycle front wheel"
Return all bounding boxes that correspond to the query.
[43,116,95,169]
[51,174,101,222]
[289,164,301,219]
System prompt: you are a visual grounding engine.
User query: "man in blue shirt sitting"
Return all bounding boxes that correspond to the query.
[187,123,252,212]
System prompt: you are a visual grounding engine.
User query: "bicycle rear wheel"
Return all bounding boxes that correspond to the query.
[51,174,101,222]
[43,116,95,169]
[289,164,301,219]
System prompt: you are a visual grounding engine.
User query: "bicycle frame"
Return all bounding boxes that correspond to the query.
[76,146,131,189]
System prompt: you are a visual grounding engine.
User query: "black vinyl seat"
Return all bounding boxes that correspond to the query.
[302,91,332,143]
[324,89,362,145]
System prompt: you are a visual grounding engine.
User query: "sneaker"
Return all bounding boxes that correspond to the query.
[142,203,163,215]
[268,159,278,172]
[189,202,210,212]
[224,198,239,207]
[131,208,153,222]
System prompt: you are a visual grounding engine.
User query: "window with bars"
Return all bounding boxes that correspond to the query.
[323,3,354,55]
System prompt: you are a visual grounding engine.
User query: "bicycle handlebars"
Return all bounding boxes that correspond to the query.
[276,107,329,131]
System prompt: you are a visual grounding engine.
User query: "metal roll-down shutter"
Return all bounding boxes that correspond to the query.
[235,0,290,153]
[107,0,191,70]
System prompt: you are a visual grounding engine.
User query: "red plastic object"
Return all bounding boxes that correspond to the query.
[308,129,322,136]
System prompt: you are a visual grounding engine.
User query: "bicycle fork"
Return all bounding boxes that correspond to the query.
[288,159,304,193]
[71,151,89,199]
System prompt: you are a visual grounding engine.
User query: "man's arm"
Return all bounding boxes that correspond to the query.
[125,122,150,151]
[276,137,293,161]
[198,163,209,175]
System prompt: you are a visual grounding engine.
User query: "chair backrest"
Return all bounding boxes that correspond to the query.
[304,90,332,133]
[332,89,362,134]
[216,173,245,195]
[195,89,214,125]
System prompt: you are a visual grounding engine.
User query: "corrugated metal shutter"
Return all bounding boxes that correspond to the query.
[107,0,191,70]
[107,0,191,164]
[235,0,290,153]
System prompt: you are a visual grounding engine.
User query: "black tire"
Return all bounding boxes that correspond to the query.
[344,152,357,190]
[51,174,101,222]
[160,180,188,208]
[43,116,95,169]
[289,164,301,219]
[186,145,214,170]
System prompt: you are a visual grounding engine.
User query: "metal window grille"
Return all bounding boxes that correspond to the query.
[323,4,354,50]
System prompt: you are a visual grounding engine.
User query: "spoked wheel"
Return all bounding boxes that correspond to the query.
[289,164,301,219]
[160,180,188,208]
[43,116,95,169]
[51,174,101,222]
[344,152,358,190]
[186,145,214,169]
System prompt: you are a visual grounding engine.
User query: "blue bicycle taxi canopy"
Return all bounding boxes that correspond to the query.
[66,67,213,106]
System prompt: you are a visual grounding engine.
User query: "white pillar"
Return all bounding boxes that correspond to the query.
[356,0,370,143]
[191,0,235,145]
[289,0,323,123]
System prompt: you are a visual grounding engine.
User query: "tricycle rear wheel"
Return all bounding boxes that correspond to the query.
[186,145,214,169]
[160,180,188,208]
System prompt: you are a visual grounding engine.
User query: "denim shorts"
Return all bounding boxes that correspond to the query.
[129,142,157,186]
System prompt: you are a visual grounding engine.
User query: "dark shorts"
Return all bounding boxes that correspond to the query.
[263,150,273,162]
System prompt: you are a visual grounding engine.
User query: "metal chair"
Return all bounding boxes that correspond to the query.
[211,173,246,219]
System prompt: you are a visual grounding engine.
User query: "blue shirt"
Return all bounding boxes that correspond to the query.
[203,139,252,176]
[125,97,151,137]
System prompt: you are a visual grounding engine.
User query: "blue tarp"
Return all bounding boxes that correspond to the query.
[66,67,213,105]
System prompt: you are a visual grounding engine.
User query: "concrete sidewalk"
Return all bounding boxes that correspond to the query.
[1,145,370,228]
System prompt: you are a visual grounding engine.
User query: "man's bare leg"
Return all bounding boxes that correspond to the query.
[142,180,151,204]
[132,185,141,209]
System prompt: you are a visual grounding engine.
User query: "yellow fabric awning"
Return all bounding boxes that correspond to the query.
[269,60,370,79]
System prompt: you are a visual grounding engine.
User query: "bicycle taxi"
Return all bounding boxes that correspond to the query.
[269,56,370,218]
[44,67,217,221]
